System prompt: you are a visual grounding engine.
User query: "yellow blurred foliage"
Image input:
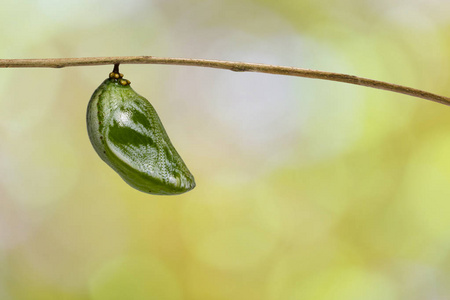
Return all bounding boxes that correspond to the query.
[1,0,450,299]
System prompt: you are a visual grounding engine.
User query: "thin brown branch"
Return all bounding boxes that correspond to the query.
[0,56,449,106]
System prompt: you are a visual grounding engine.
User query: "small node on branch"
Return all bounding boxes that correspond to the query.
[230,65,249,72]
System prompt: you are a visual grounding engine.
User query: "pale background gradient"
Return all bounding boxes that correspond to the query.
[1,0,450,299]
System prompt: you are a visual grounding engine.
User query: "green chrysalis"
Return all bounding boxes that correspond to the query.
[86,67,195,195]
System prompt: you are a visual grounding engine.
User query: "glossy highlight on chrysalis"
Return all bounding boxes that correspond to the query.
[86,65,195,195]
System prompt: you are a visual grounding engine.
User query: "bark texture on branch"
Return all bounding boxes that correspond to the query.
[0,56,449,106]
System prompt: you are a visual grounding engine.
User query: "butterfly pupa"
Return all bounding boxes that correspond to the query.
[86,66,195,195]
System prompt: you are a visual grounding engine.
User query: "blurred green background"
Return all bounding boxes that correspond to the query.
[1,0,450,299]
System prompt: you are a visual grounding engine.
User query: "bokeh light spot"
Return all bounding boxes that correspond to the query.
[89,255,182,300]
